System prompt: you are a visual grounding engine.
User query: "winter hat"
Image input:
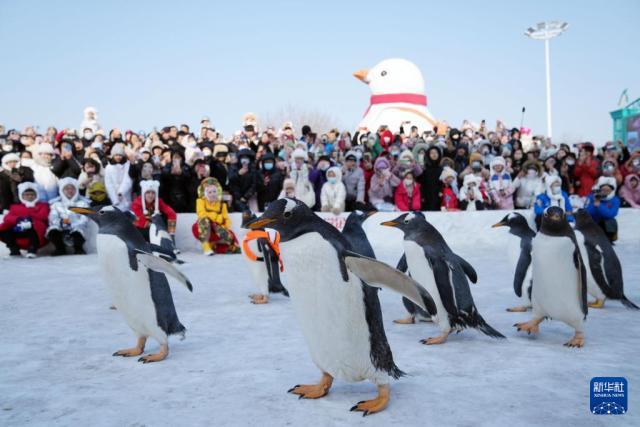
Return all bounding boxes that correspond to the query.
[213,143,229,157]
[379,130,393,145]
[58,177,80,204]
[399,150,414,162]
[439,166,457,182]
[489,156,506,173]
[87,181,107,202]
[374,156,391,171]
[18,181,39,207]
[344,150,359,162]
[292,148,308,160]
[140,180,160,215]
[1,152,20,168]
[469,152,483,165]
[325,166,343,183]
[111,143,126,157]
[594,176,617,194]
[462,173,480,188]
[37,143,55,155]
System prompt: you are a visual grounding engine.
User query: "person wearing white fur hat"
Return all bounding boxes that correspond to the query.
[80,107,102,134]
[30,143,59,202]
[46,177,90,255]
[104,143,133,211]
[458,174,486,211]
[533,175,574,229]
[289,148,315,208]
[439,166,459,211]
[1,153,35,212]
[131,180,177,242]
[488,156,515,210]
[584,176,620,242]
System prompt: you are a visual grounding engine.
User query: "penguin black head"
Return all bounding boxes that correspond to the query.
[380,211,429,234]
[492,212,534,238]
[70,205,139,237]
[344,209,377,230]
[573,209,594,229]
[241,210,258,229]
[246,198,317,241]
[540,206,569,235]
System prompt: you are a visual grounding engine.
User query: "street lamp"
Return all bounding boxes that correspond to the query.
[525,21,569,139]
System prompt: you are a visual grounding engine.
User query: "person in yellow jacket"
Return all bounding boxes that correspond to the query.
[191,177,240,255]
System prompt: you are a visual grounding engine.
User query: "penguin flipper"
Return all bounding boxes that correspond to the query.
[396,253,408,273]
[344,252,437,316]
[135,250,193,292]
[573,248,588,318]
[149,243,177,261]
[513,249,532,298]
[453,254,477,284]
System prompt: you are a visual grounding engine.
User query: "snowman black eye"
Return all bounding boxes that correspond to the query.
[381,71,387,76]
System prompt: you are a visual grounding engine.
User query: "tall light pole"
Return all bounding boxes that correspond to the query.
[525,21,568,139]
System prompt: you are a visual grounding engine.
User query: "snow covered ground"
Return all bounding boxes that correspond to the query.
[1,211,639,426]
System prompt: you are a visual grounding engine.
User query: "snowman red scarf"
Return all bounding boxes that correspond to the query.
[363,93,428,117]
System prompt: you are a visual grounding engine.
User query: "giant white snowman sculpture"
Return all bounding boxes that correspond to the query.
[353,58,438,133]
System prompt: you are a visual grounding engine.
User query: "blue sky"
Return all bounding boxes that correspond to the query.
[0,0,638,143]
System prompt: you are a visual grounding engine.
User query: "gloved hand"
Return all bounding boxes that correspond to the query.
[13,219,32,232]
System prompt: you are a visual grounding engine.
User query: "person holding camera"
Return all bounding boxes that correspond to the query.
[584,176,620,242]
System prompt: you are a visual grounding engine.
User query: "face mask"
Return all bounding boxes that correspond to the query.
[240,158,250,166]
[391,151,399,157]
[482,148,489,155]
[264,162,274,171]
[603,165,614,173]
[566,159,575,166]
[319,163,329,171]
[418,153,425,163]
[471,161,481,171]
[551,186,561,195]
[400,158,411,165]
[526,169,537,178]
[2,143,13,152]
[327,176,338,184]
[84,132,94,140]
[21,158,33,167]
[403,178,414,186]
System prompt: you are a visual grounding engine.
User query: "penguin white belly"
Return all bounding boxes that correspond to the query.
[96,234,167,342]
[531,235,583,329]
[280,232,387,384]
[403,240,450,332]
[575,233,605,300]
[242,238,270,295]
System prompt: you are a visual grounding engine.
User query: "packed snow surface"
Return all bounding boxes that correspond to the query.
[1,210,639,426]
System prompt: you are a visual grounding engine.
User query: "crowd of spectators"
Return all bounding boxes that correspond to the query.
[1,108,638,257]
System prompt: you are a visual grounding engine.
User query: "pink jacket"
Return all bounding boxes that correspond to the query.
[620,174,640,208]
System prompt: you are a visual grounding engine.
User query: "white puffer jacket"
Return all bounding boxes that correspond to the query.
[320,166,346,214]
[47,177,91,236]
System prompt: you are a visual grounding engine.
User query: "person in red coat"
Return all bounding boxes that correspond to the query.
[0,182,50,257]
[573,143,599,197]
[394,171,422,211]
[439,166,459,211]
[130,180,177,242]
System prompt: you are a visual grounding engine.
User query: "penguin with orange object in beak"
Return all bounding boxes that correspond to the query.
[246,198,436,416]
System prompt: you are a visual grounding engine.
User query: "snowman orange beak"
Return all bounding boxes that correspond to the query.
[353,69,369,83]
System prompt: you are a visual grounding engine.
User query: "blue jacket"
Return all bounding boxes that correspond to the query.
[585,193,620,222]
[534,192,574,221]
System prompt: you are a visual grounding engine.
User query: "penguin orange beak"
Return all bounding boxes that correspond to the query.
[491,221,507,228]
[246,217,277,230]
[380,220,398,227]
[69,207,97,215]
[353,68,369,83]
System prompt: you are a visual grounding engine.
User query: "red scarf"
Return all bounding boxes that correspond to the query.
[364,93,428,117]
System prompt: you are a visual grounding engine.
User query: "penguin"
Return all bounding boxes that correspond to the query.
[70,205,193,363]
[492,212,536,312]
[573,209,638,309]
[149,214,184,264]
[342,210,436,318]
[381,212,504,344]
[392,254,432,325]
[241,211,288,304]
[246,198,437,416]
[514,206,588,347]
